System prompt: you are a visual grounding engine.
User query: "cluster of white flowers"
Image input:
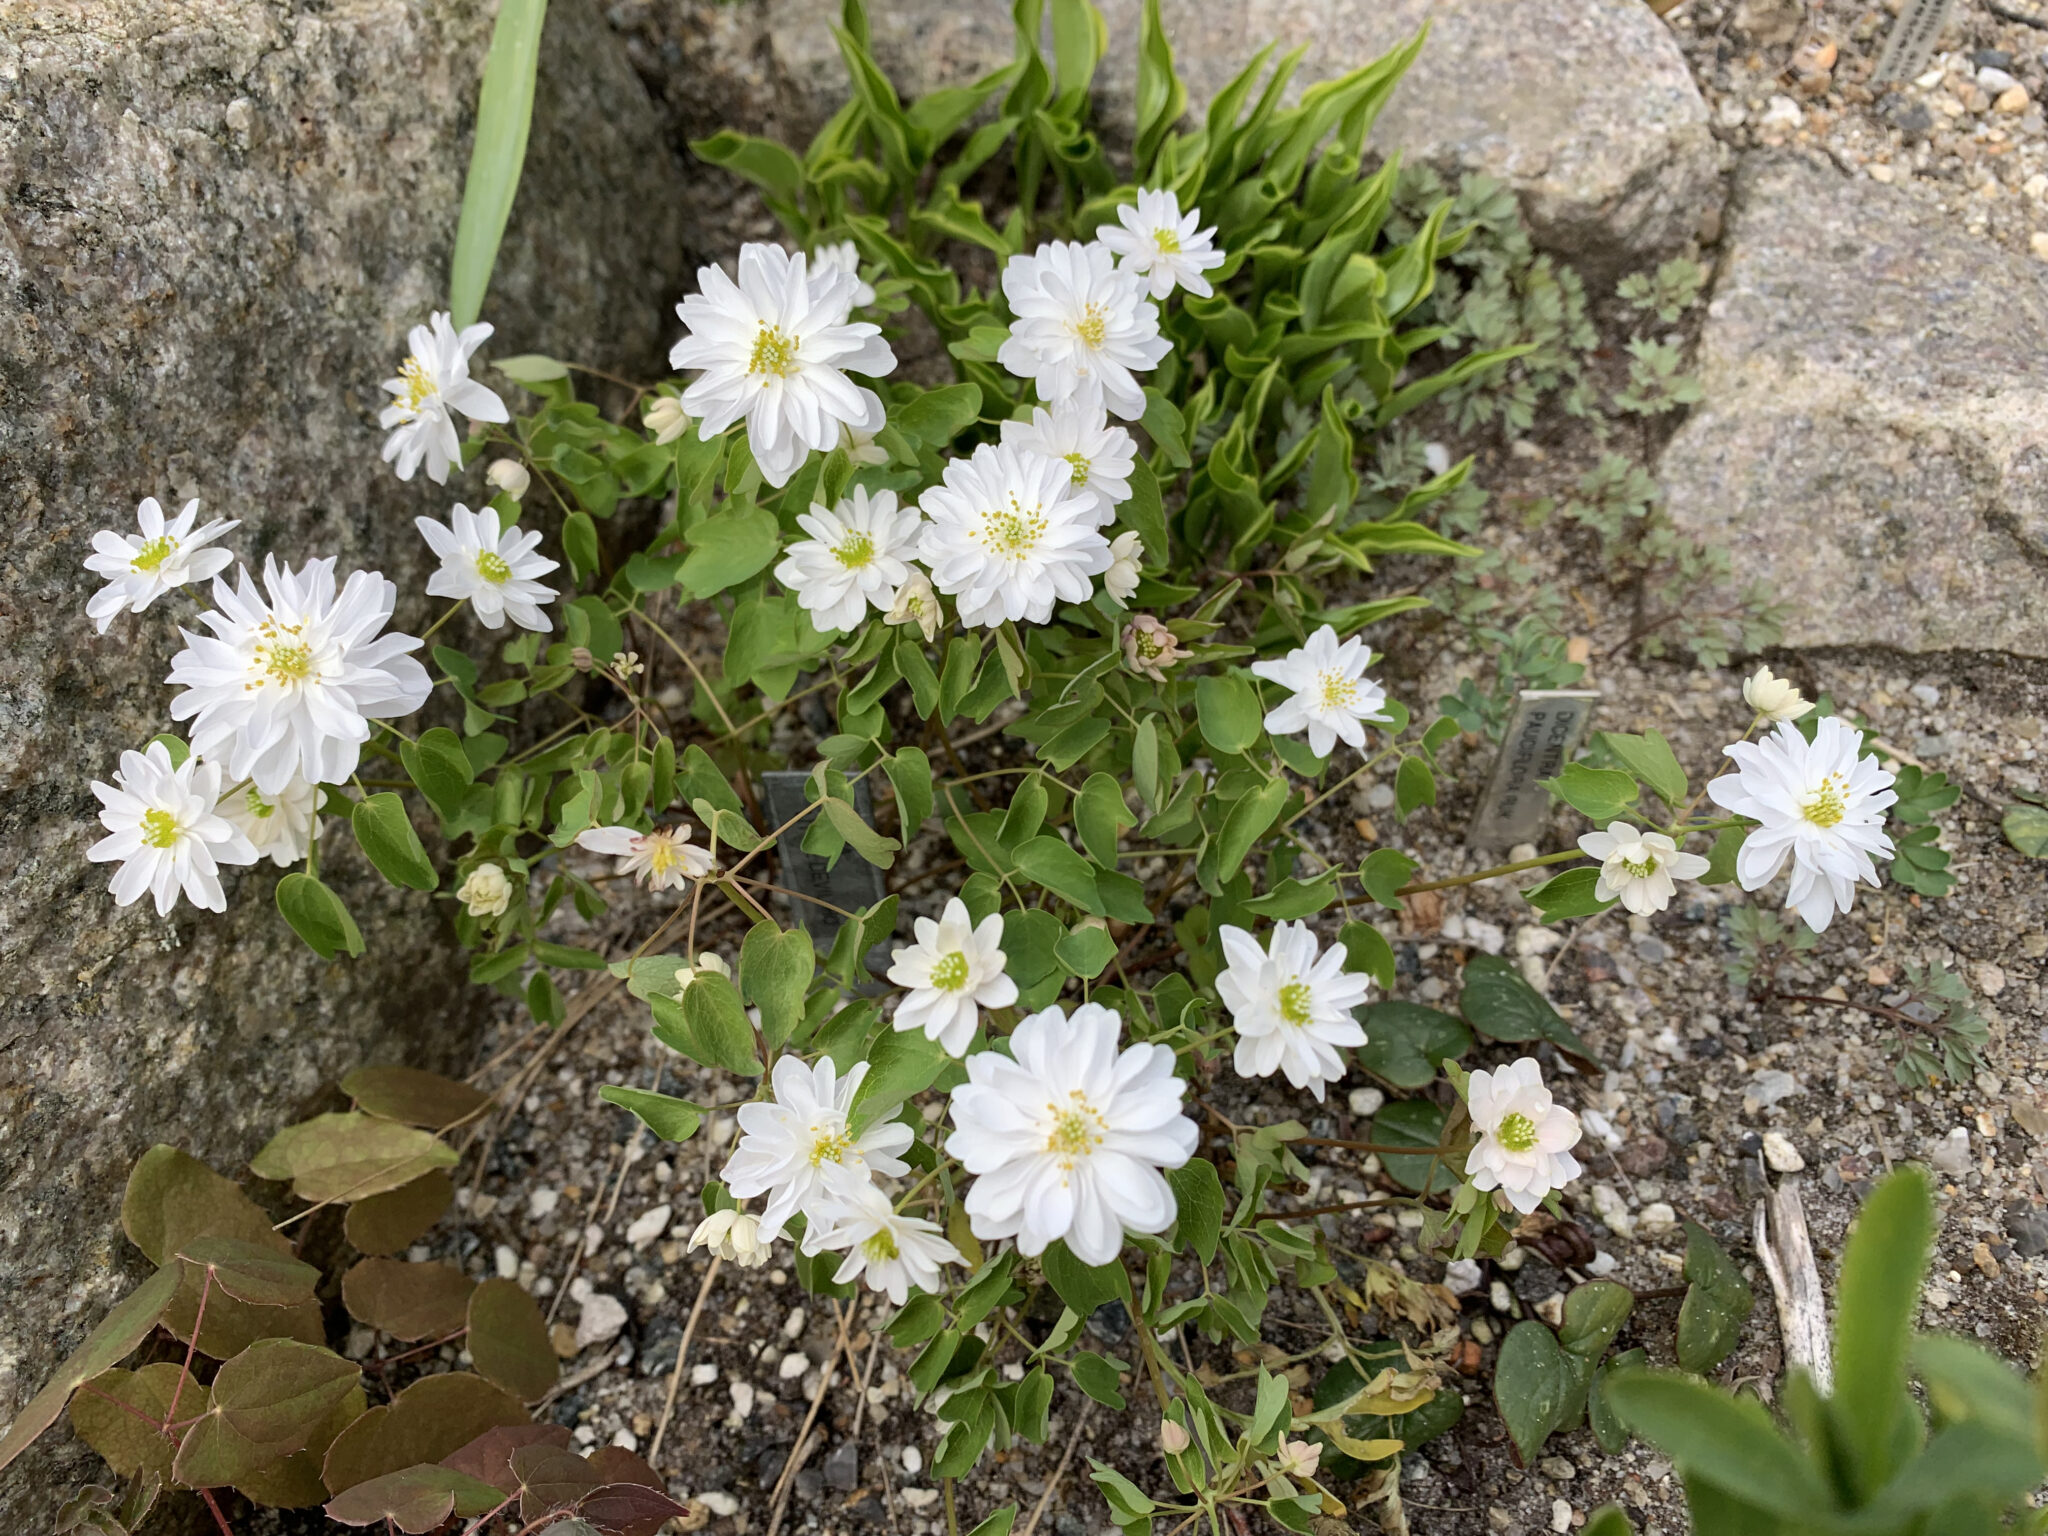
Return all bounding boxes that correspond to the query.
[660,192,1223,644]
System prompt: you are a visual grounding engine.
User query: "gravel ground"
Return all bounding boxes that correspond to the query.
[1671,0,2048,259]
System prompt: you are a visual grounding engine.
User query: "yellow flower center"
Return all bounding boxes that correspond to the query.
[1072,304,1109,349]
[245,788,276,820]
[1802,774,1847,829]
[139,808,181,849]
[930,951,970,991]
[642,832,687,877]
[1497,1111,1538,1154]
[399,355,436,412]
[475,550,512,584]
[980,498,1047,558]
[835,532,876,569]
[260,639,313,685]
[131,535,178,573]
[1619,854,1657,879]
[861,1228,900,1262]
[1064,452,1091,486]
[748,323,799,378]
[808,1126,853,1168]
[1045,1093,1104,1165]
[1153,228,1181,255]
[1277,982,1314,1028]
[1318,670,1358,710]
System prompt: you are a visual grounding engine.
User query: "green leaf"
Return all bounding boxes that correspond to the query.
[1541,762,1639,824]
[597,1085,704,1142]
[656,973,762,1075]
[0,1264,179,1476]
[175,1237,320,1307]
[276,873,365,960]
[1041,1242,1127,1315]
[403,726,474,818]
[1459,954,1596,1062]
[1604,1370,1832,1516]
[1356,1002,1470,1089]
[1166,1158,1225,1266]
[2003,803,2048,857]
[1495,1320,1572,1462]
[848,1027,948,1132]
[821,795,901,869]
[1071,1351,1127,1409]
[1370,1099,1454,1194]
[1337,921,1396,990]
[1075,774,1135,868]
[251,1112,458,1203]
[1890,764,1961,824]
[1582,1507,1637,1536]
[1122,458,1169,564]
[351,795,436,891]
[740,921,814,1050]
[1055,922,1117,979]
[1088,1460,1156,1521]
[1557,1280,1634,1425]
[1394,754,1436,819]
[1675,1220,1755,1376]
[1524,866,1613,922]
[1013,835,1100,910]
[884,748,934,840]
[689,130,806,212]
[1598,730,1688,808]
[1196,674,1263,754]
[893,384,983,447]
[345,1171,453,1257]
[343,1067,489,1129]
[1358,847,1418,910]
[1831,1168,1933,1500]
[466,1278,557,1401]
[340,1257,474,1341]
[680,504,781,599]
[448,0,547,328]
[966,1505,1019,1536]
[1214,777,1290,876]
[1241,873,1338,919]
[1132,0,1186,170]
[493,353,568,384]
[1590,1348,1645,1455]
[1701,825,1744,885]
[202,1338,359,1457]
[325,1464,508,1532]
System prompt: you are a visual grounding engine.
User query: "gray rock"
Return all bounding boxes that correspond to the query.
[0,0,687,1513]
[823,1437,861,1490]
[1659,154,2048,657]
[610,0,1719,270]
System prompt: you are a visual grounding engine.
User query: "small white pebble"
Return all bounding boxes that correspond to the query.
[1443,1259,1483,1297]
[610,1428,639,1452]
[902,1445,924,1474]
[782,1306,808,1339]
[1636,1203,1678,1237]
[1347,1086,1385,1118]
[493,1244,519,1280]
[1490,1280,1514,1314]
[690,1362,720,1386]
[699,1491,740,1517]
[582,1222,605,1258]
[1552,1498,1574,1534]
[1762,1132,1806,1173]
[574,1424,599,1447]
[779,1351,810,1380]
[901,1488,940,1511]
[574,1292,629,1350]
[625,1204,672,1249]
[1587,1251,1618,1277]
[529,1188,561,1219]
[728,1381,756,1421]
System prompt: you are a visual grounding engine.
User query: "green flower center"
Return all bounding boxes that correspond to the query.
[1045,1094,1104,1164]
[1318,670,1358,710]
[930,951,970,991]
[260,638,313,685]
[399,355,436,412]
[1072,304,1108,349]
[1277,981,1314,1028]
[748,323,799,378]
[475,550,512,584]
[1619,854,1657,879]
[980,499,1046,557]
[1497,1111,1538,1154]
[835,532,876,569]
[1153,229,1181,255]
[139,808,181,849]
[808,1127,853,1167]
[1133,629,1166,660]
[131,535,178,573]
[245,788,276,820]
[861,1228,900,1263]
[1802,775,1846,829]
[1064,452,1091,486]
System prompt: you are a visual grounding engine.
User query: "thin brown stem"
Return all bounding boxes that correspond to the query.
[1394,848,1583,897]
[199,1488,236,1536]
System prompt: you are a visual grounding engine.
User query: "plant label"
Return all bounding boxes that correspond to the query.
[1874,0,1955,83]
[759,770,889,960]
[1467,690,1602,849]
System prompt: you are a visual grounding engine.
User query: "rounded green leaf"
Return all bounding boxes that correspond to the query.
[351,794,436,891]
[276,873,365,960]
[1195,674,1263,755]
[467,1279,558,1402]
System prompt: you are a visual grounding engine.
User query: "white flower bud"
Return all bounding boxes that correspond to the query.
[1743,665,1812,724]
[645,395,692,446]
[1160,1418,1191,1455]
[885,570,941,644]
[688,1207,771,1267]
[1274,1438,1322,1479]
[1103,530,1143,606]
[485,458,531,500]
[458,862,513,918]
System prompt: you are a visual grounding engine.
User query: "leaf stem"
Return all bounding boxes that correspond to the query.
[1393,847,1583,896]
